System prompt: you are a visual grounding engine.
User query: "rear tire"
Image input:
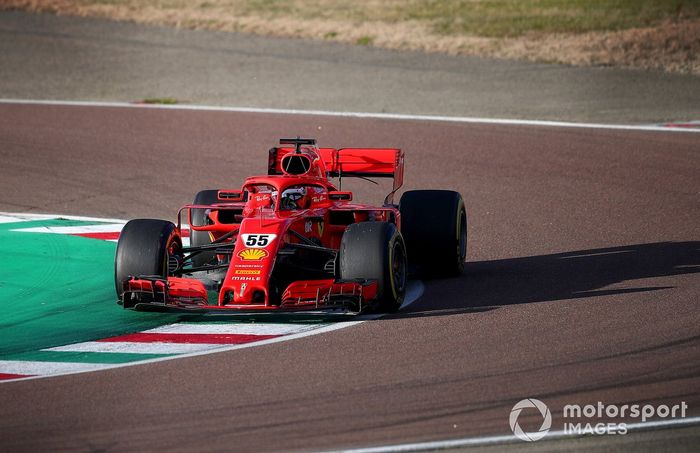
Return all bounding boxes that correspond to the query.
[399,190,467,277]
[190,189,220,267]
[339,222,407,313]
[114,219,181,297]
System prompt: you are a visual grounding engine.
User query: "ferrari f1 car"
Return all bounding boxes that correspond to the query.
[115,138,466,313]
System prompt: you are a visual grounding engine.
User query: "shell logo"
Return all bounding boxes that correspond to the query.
[238,248,269,261]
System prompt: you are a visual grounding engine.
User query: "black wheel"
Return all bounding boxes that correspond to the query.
[339,222,407,313]
[114,219,181,297]
[399,190,467,277]
[190,189,220,267]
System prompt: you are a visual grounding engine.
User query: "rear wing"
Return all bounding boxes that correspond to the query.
[320,148,403,180]
[268,146,404,204]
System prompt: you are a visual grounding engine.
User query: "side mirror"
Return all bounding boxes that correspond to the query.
[328,191,352,201]
[217,190,244,201]
[187,206,210,228]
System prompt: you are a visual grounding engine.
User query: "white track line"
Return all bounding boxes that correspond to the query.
[12,224,127,234]
[0,212,129,224]
[1,212,192,244]
[45,341,234,355]
[0,360,114,376]
[1,99,698,133]
[144,322,322,336]
[0,214,48,224]
[331,416,700,452]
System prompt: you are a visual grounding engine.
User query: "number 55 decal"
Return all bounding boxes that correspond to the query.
[241,234,277,248]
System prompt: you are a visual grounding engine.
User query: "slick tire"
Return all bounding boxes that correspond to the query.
[339,222,407,313]
[114,219,180,297]
[399,190,467,277]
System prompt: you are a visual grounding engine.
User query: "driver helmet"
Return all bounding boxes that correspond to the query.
[280,187,309,210]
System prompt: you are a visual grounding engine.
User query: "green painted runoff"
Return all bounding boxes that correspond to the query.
[0,219,187,358]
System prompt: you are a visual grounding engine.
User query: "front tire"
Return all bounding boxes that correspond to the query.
[339,222,407,313]
[399,190,467,277]
[114,219,181,297]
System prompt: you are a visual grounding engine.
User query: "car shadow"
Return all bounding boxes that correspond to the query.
[394,241,699,318]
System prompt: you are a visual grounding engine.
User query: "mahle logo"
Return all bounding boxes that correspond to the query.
[510,398,552,442]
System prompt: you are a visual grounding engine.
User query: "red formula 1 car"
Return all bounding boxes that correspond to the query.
[115,138,466,313]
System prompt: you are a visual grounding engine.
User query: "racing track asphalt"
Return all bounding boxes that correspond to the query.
[0,103,698,451]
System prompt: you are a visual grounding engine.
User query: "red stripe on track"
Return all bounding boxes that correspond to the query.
[664,123,700,129]
[0,373,33,381]
[73,232,121,240]
[98,333,279,344]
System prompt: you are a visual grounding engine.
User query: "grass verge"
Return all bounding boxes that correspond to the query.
[141,98,181,105]
[3,0,699,74]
